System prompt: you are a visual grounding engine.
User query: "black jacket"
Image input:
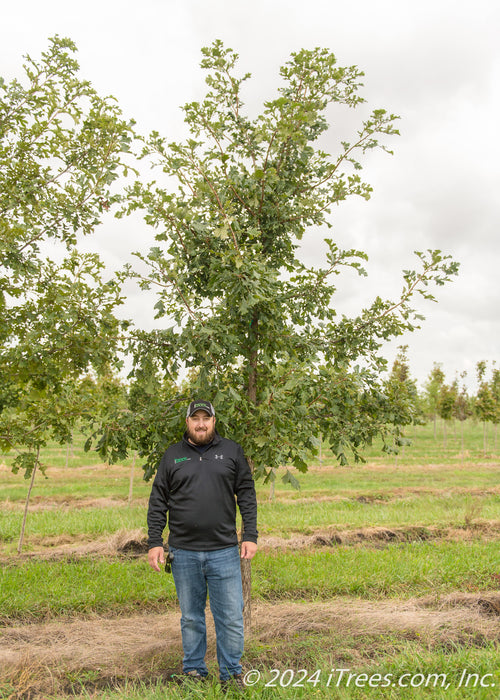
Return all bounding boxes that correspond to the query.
[147,431,258,551]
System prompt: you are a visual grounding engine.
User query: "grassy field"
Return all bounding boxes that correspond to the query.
[1,419,500,698]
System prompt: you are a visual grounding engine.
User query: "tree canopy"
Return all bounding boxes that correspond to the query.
[107,40,460,482]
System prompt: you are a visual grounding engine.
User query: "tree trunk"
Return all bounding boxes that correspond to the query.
[17,447,40,555]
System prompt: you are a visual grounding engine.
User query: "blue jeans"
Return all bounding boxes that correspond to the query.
[170,545,244,680]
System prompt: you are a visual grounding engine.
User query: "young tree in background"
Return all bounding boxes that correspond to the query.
[437,380,457,449]
[474,361,497,455]
[424,363,445,439]
[452,372,472,460]
[0,37,134,549]
[383,345,420,462]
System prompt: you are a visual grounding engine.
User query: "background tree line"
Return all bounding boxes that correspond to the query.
[384,347,500,455]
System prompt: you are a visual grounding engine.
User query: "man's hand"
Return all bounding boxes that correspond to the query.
[148,546,165,572]
[240,541,258,560]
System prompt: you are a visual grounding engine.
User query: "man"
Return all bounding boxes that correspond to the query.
[147,399,258,688]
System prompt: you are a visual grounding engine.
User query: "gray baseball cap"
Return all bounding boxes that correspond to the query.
[186,400,215,417]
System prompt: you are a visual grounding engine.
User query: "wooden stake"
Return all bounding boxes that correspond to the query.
[17,447,40,555]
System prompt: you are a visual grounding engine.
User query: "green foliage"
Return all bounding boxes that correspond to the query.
[0,37,133,276]
[0,37,135,474]
[117,41,457,480]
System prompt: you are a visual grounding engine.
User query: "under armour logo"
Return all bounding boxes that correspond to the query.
[214,454,224,460]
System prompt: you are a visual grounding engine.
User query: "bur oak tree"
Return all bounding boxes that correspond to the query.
[121,41,458,477]
[438,380,457,449]
[113,42,459,623]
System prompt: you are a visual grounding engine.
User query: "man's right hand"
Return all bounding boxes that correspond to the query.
[148,546,165,572]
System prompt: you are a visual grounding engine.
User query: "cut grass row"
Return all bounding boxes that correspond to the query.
[1,623,498,699]
[1,541,499,624]
[1,491,499,548]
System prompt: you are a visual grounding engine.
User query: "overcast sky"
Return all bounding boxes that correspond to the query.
[2,0,499,392]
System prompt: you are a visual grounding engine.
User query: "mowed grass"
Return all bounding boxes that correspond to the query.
[1,465,500,548]
[2,451,500,547]
[0,504,146,546]
[2,631,499,700]
[0,557,176,622]
[1,540,499,623]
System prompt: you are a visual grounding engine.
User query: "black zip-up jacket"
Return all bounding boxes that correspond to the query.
[147,431,258,551]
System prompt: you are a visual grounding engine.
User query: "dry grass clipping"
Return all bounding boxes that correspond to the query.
[1,594,499,698]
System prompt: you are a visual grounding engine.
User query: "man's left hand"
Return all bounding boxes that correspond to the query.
[240,541,258,560]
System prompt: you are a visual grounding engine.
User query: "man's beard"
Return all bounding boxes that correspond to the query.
[186,424,216,446]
